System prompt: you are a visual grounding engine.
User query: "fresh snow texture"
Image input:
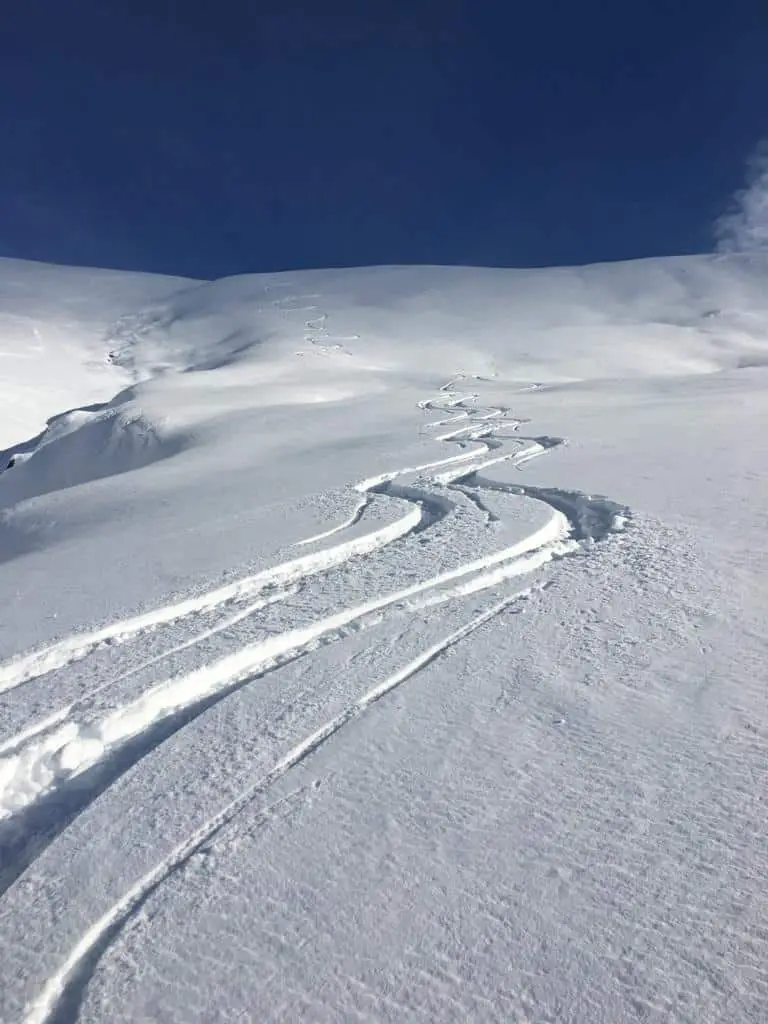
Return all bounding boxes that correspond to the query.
[0,255,767,1024]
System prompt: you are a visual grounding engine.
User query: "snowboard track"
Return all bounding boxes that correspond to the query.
[0,368,630,1023]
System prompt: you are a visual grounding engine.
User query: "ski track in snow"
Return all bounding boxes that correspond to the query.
[0,360,628,1023]
[0,511,574,827]
[271,294,359,356]
[21,592,533,1024]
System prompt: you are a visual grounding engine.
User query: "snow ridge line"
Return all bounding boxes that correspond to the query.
[22,589,528,1024]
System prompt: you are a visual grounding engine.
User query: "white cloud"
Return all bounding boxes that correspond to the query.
[715,142,768,252]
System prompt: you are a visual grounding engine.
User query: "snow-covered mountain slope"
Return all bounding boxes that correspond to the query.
[0,255,767,1023]
[0,257,195,448]
[71,253,768,385]
[3,255,767,519]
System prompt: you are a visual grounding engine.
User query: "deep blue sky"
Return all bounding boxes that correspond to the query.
[1,0,767,279]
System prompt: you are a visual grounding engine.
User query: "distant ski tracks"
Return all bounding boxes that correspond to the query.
[0,365,629,1024]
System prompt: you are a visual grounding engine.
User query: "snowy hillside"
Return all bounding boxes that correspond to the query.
[0,258,194,449]
[0,255,767,1023]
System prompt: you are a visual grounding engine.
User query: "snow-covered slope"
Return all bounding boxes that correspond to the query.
[0,257,195,448]
[4,255,767,516]
[0,255,767,1023]
[102,255,768,379]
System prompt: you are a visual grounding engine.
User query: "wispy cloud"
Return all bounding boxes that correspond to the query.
[715,142,768,252]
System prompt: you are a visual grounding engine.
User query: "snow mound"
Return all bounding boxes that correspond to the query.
[0,393,185,509]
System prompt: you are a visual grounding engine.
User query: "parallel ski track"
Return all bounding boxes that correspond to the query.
[22,591,530,1024]
[0,429,510,698]
[0,509,573,825]
[0,409,562,809]
[0,368,628,1024]
[0,377,573,886]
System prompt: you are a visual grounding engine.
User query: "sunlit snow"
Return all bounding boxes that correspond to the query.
[0,255,766,1023]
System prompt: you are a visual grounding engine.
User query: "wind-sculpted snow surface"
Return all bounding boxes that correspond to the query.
[1,257,767,1024]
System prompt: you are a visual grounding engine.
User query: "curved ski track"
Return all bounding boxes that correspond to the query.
[0,367,628,1024]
